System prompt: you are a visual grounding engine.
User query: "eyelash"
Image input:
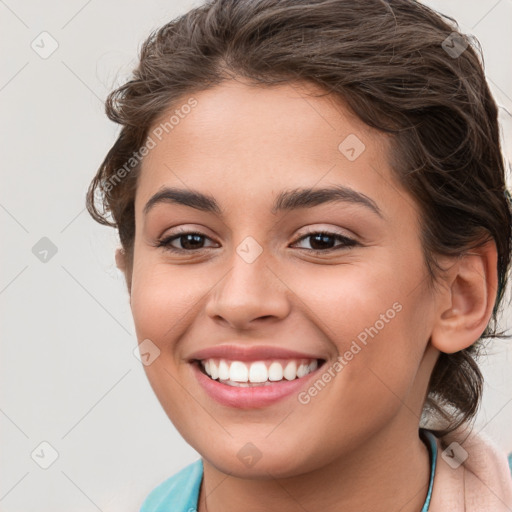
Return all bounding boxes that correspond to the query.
[155,228,359,254]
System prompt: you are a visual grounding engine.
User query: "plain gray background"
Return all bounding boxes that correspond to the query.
[1,0,511,510]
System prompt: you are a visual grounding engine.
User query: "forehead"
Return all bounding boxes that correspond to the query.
[135,79,410,220]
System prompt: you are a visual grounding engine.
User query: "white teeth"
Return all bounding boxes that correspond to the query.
[218,359,230,380]
[201,358,320,384]
[249,362,268,383]
[297,363,308,378]
[283,361,297,380]
[209,360,219,380]
[223,380,250,387]
[229,361,249,382]
[268,362,283,381]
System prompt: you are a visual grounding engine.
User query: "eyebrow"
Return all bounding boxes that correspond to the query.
[143,185,383,219]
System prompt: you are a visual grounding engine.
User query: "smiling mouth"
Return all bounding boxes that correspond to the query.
[194,358,326,387]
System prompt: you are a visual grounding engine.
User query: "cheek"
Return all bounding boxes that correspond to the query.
[292,260,429,408]
[129,264,202,431]
[129,262,205,345]
[286,259,406,346]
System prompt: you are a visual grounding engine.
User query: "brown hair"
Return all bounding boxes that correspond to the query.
[86,0,512,436]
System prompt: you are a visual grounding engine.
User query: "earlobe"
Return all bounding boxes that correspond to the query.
[430,239,498,354]
[115,247,126,273]
[115,247,133,297]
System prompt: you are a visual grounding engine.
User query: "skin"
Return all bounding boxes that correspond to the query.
[115,79,498,512]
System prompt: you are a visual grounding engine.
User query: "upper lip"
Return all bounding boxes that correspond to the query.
[188,344,326,362]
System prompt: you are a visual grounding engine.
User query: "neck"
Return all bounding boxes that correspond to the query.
[198,419,431,512]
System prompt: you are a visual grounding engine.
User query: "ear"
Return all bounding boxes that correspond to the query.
[430,239,498,354]
[115,247,127,273]
[115,247,132,295]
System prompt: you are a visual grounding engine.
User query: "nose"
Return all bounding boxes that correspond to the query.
[204,246,292,331]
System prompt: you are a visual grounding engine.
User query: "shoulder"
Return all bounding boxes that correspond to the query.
[428,426,512,511]
[140,459,203,512]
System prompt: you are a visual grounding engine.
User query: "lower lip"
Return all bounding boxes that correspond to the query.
[191,361,324,408]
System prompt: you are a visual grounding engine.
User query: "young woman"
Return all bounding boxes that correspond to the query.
[86,0,512,510]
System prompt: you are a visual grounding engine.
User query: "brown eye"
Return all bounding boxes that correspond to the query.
[157,231,218,252]
[156,229,359,254]
[292,231,359,252]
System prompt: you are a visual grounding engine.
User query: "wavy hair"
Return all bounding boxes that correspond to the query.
[86,0,512,436]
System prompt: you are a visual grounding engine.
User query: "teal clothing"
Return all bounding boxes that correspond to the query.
[140,458,203,512]
[141,429,438,512]
[420,429,437,512]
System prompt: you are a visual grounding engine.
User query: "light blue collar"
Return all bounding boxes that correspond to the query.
[419,428,438,512]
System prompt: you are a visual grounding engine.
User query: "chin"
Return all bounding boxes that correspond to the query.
[200,441,320,480]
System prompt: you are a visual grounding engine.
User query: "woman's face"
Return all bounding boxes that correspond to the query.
[126,79,442,477]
